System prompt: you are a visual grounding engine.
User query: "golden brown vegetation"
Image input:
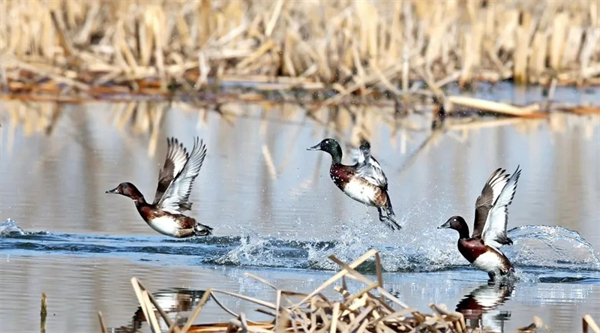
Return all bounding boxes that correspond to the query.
[1,0,600,101]
[98,250,599,333]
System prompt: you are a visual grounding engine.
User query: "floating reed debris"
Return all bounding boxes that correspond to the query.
[1,0,600,100]
[107,249,598,333]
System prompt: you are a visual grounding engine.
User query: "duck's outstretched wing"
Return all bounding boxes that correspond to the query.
[354,141,388,189]
[472,168,510,239]
[482,166,522,249]
[157,137,207,214]
[153,138,190,204]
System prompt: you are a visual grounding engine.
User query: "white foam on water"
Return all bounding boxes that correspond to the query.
[3,218,599,274]
[0,218,26,236]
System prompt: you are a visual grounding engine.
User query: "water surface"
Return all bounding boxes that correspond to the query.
[1,90,599,333]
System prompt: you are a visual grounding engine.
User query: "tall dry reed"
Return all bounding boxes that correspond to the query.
[1,0,599,98]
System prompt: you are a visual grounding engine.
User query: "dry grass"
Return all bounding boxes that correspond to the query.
[1,0,600,100]
[99,249,598,333]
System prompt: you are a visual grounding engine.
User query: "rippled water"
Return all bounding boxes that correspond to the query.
[1,88,599,333]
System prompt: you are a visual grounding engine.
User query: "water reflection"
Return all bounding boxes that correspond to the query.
[114,288,207,332]
[3,99,598,161]
[456,282,514,332]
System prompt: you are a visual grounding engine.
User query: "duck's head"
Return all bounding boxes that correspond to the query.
[106,182,144,202]
[439,216,469,238]
[438,216,466,230]
[308,138,343,163]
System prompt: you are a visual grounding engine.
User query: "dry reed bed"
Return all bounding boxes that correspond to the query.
[1,0,600,101]
[98,250,600,333]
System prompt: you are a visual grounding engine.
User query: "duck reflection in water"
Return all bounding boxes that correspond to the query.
[121,289,206,332]
[456,282,515,332]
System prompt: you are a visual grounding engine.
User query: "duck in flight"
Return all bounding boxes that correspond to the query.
[439,166,522,281]
[308,138,401,230]
[106,137,213,238]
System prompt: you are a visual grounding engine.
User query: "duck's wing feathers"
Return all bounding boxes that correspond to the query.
[472,168,510,238]
[353,142,388,188]
[482,166,522,249]
[157,137,207,214]
[351,147,366,164]
[358,155,388,188]
[153,138,190,204]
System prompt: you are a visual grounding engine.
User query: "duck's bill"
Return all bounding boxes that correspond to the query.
[438,221,451,229]
[307,143,321,151]
[105,187,119,194]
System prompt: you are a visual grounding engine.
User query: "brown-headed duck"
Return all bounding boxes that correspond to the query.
[439,166,522,281]
[106,137,213,238]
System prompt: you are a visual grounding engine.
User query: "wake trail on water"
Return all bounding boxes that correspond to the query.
[1,218,599,273]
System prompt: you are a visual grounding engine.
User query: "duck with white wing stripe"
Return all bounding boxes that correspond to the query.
[106,137,213,238]
[439,166,522,281]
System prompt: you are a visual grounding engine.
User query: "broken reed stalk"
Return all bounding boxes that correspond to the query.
[584,315,600,333]
[133,278,182,333]
[131,278,161,333]
[98,311,108,333]
[40,293,47,333]
[114,249,590,333]
[1,0,599,100]
[179,289,212,333]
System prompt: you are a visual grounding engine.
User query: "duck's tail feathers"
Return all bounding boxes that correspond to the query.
[359,140,371,158]
[194,222,213,236]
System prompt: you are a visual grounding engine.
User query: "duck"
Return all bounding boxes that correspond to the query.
[308,138,401,230]
[106,137,213,238]
[439,166,522,281]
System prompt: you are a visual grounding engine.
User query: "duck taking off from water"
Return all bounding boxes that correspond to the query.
[308,138,401,230]
[106,137,213,238]
[439,166,522,281]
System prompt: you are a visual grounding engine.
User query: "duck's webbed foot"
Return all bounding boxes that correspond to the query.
[377,208,402,230]
[194,223,213,236]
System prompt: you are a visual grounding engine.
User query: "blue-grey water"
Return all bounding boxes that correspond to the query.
[1,86,599,333]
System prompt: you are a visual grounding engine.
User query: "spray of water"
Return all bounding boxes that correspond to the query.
[2,219,599,274]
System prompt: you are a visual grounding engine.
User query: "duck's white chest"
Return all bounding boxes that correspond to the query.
[472,250,503,273]
[343,178,377,206]
[147,216,180,236]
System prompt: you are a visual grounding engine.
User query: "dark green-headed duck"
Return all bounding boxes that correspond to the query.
[308,138,401,230]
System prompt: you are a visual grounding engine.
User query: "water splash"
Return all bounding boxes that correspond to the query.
[302,214,461,272]
[0,219,27,236]
[506,225,600,271]
[2,219,599,275]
